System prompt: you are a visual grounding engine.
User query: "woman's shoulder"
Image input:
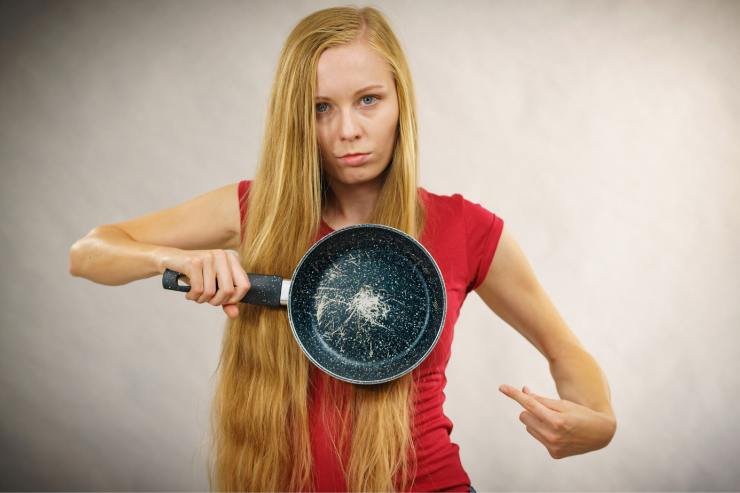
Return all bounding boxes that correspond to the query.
[421,187,503,238]
[421,186,498,212]
[238,179,252,194]
[418,186,468,213]
[238,179,254,212]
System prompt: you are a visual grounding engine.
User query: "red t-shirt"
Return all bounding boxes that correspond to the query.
[237,179,504,492]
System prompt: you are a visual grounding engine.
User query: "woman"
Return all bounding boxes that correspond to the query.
[69,6,617,492]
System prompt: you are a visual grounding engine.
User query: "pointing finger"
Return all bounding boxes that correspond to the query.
[499,384,559,423]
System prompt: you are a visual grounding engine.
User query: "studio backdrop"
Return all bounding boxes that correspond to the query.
[1,0,738,490]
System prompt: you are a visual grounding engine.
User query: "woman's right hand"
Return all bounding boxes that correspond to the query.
[157,248,251,320]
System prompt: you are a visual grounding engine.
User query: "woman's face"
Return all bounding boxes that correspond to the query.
[315,39,399,188]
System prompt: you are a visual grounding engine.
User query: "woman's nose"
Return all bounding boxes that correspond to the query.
[338,108,363,140]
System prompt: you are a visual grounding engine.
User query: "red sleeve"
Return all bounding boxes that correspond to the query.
[460,194,504,293]
[238,179,251,242]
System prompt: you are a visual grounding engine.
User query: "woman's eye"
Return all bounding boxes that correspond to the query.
[315,95,379,114]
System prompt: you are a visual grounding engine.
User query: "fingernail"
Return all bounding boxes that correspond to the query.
[499,385,507,393]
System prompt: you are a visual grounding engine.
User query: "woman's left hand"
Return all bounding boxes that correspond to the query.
[498,384,617,459]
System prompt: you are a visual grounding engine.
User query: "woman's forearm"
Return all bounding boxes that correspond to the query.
[549,346,615,417]
[69,225,172,285]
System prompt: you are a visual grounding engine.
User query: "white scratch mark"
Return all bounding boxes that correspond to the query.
[313,252,403,359]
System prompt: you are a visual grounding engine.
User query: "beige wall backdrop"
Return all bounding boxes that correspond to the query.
[2,0,739,490]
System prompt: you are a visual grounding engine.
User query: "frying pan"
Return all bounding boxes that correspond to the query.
[162,224,446,385]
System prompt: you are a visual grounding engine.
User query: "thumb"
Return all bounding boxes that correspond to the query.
[523,386,566,411]
[223,303,239,319]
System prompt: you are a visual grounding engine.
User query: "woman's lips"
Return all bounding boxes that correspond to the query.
[338,153,371,166]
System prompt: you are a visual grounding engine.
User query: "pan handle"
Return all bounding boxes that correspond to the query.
[162,269,286,307]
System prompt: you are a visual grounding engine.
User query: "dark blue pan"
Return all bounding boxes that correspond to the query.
[162,224,446,385]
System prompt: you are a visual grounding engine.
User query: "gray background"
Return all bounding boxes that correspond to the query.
[2,0,739,490]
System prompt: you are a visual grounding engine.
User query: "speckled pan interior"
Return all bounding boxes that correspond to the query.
[288,224,446,385]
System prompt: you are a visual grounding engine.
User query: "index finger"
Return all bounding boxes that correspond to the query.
[499,384,558,423]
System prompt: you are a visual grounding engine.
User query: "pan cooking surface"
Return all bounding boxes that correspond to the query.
[289,226,445,384]
[313,248,429,360]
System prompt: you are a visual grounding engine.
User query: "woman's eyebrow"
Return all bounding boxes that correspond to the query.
[316,84,386,101]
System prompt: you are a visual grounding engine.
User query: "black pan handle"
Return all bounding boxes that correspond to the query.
[162,269,284,307]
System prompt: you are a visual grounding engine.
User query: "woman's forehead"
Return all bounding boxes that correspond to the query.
[316,42,392,96]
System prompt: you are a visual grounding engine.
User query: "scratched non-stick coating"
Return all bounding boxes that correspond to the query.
[288,225,446,384]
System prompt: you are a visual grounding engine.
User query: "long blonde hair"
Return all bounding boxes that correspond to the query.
[207,6,426,491]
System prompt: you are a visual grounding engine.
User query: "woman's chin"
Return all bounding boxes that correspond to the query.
[324,161,389,187]
[337,170,384,185]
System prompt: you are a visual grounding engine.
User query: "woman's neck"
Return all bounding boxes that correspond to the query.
[323,178,383,228]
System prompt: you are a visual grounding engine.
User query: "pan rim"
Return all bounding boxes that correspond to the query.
[287,223,447,385]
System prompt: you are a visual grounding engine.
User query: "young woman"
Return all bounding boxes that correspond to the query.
[69,6,616,492]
